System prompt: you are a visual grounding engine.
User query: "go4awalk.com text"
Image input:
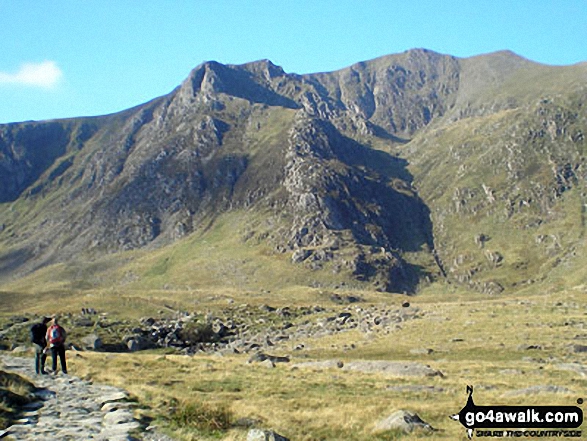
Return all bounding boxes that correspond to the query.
[475,429,581,437]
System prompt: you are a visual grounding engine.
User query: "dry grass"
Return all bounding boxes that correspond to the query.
[0,370,37,429]
[62,286,587,440]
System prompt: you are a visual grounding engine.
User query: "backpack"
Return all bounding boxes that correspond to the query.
[48,325,65,345]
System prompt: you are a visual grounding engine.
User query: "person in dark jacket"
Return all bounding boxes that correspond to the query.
[30,317,51,374]
[46,317,67,374]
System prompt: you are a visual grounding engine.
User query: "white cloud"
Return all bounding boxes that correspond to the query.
[0,61,63,88]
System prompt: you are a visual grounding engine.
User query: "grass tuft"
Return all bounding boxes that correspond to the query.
[0,370,37,429]
[167,399,233,436]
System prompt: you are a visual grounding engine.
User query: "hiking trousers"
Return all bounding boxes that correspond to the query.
[32,343,47,374]
[51,345,67,374]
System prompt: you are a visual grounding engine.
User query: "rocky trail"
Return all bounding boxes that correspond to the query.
[0,355,173,441]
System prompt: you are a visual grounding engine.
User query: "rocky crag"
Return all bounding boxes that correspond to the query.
[0,49,585,294]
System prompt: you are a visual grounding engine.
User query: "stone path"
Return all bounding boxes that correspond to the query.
[0,355,174,441]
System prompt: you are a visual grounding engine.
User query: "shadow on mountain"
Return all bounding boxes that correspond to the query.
[0,247,33,281]
[323,121,435,254]
[368,123,411,144]
[0,123,73,203]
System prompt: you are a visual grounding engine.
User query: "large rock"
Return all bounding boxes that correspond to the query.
[125,335,154,352]
[503,385,573,397]
[247,429,290,441]
[81,334,102,351]
[557,363,587,377]
[373,410,434,434]
[342,361,443,377]
[247,353,290,364]
[291,360,344,370]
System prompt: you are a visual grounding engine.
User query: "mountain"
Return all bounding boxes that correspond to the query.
[0,49,585,296]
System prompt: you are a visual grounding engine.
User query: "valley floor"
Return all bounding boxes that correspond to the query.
[1,285,586,440]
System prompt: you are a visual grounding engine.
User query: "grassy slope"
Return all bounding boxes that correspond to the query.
[0,209,366,319]
[404,58,587,294]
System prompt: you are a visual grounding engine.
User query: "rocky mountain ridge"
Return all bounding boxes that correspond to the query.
[0,49,585,294]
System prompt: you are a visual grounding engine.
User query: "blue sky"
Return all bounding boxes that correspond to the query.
[1,0,585,124]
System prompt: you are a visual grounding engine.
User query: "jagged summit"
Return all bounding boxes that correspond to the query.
[237,59,287,78]
[0,49,585,295]
[177,58,298,109]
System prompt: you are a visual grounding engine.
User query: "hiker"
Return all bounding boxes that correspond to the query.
[30,317,51,374]
[46,317,67,374]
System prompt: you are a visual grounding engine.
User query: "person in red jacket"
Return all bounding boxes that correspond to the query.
[46,317,67,374]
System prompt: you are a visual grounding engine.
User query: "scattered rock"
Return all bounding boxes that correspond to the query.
[291,249,312,263]
[143,427,177,441]
[517,344,542,351]
[140,317,156,327]
[248,353,290,364]
[503,385,573,397]
[386,385,444,393]
[31,302,425,358]
[261,359,276,369]
[342,361,443,377]
[290,360,344,370]
[99,390,129,407]
[74,317,95,327]
[330,294,363,304]
[409,348,433,355]
[247,428,290,441]
[499,369,523,376]
[373,410,434,434]
[81,334,103,351]
[481,281,504,294]
[125,335,154,352]
[557,363,587,377]
[127,339,141,352]
[101,401,132,412]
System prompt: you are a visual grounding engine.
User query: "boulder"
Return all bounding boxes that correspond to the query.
[291,249,312,263]
[261,359,276,369]
[81,334,103,351]
[140,317,156,326]
[503,385,573,397]
[247,428,290,441]
[74,317,95,327]
[409,348,433,355]
[248,353,290,364]
[342,361,443,377]
[373,410,433,434]
[290,360,344,370]
[557,363,587,377]
[517,344,542,351]
[127,338,141,352]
